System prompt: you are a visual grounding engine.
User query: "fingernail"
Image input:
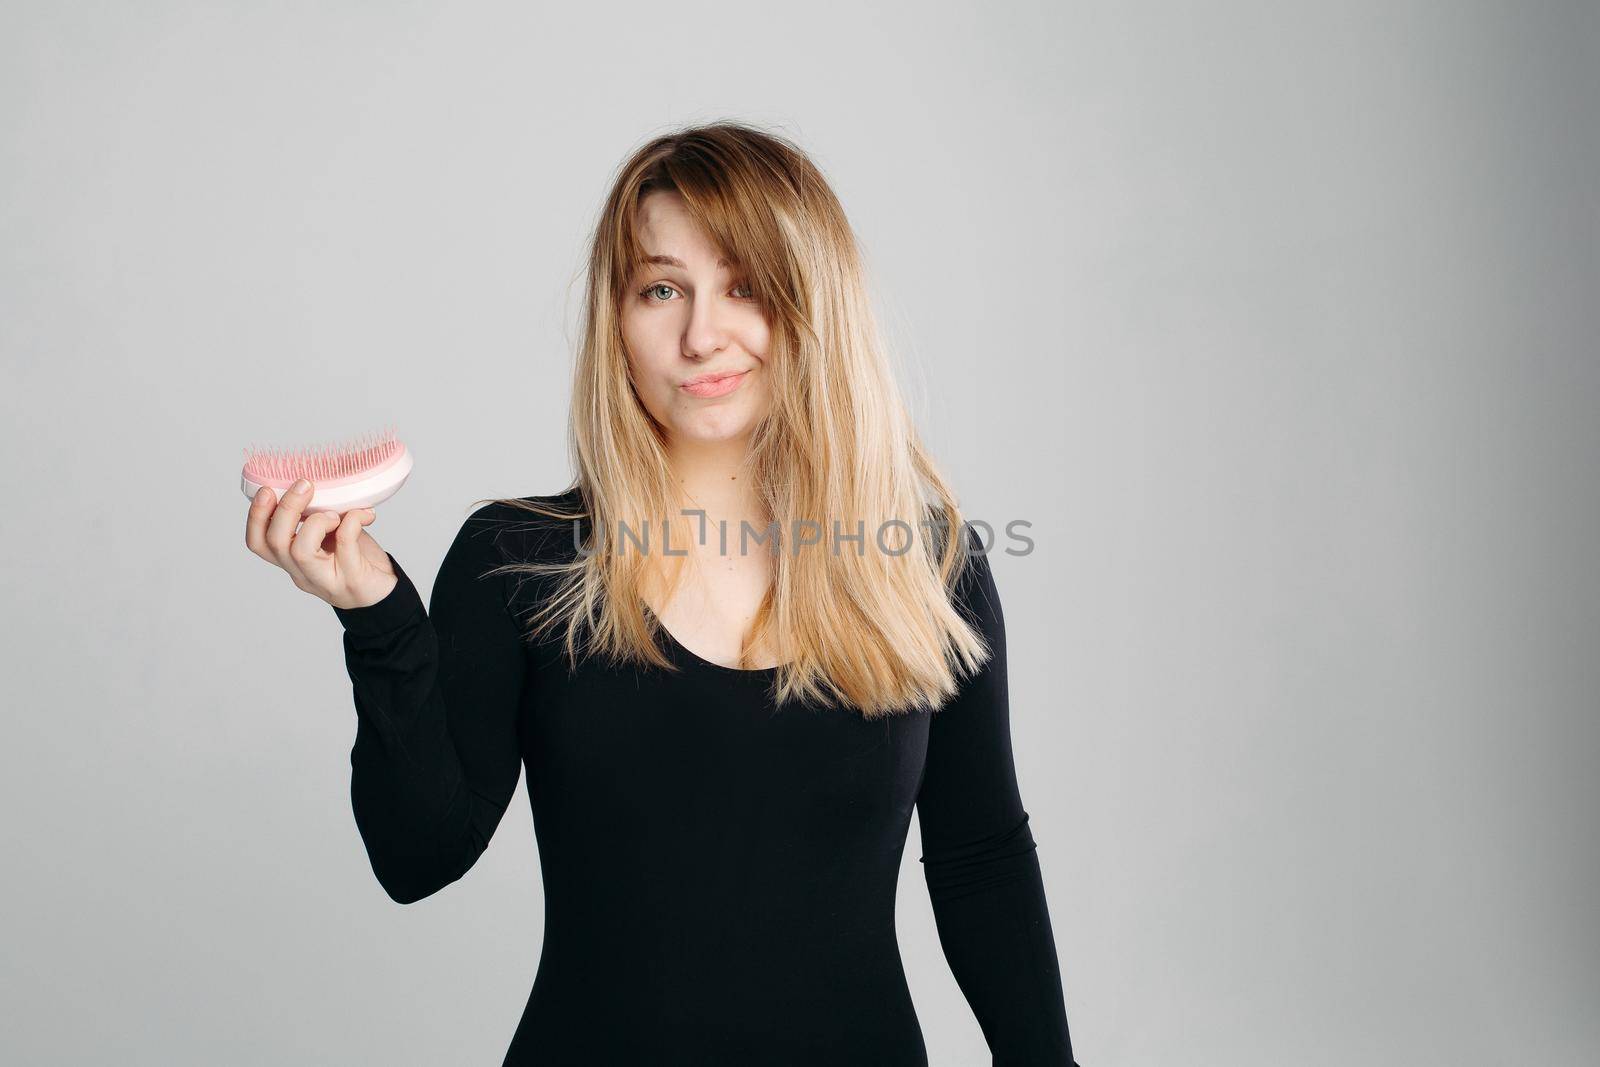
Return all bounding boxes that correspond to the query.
[292,478,310,494]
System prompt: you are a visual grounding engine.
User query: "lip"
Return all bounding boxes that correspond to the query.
[680,370,749,398]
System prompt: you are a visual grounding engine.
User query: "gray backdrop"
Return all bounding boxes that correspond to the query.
[2,1,1595,1064]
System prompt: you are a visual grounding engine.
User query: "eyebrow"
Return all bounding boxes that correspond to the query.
[642,254,730,269]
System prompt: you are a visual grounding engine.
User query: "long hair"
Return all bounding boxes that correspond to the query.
[477,119,989,718]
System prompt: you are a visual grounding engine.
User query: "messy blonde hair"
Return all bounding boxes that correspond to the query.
[478,119,988,718]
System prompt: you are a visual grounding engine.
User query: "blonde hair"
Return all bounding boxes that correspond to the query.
[477,119,989,718]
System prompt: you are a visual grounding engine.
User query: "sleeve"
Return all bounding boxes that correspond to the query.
[915,532,1082,1066]
[330,506,527,905]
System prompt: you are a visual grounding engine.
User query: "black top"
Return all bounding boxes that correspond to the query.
[331,487,1081,1066]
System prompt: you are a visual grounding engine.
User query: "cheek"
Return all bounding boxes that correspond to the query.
[741,317,772,361]
[621,315,667,377]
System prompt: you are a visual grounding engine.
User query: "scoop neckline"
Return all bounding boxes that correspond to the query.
[642,603,786,678]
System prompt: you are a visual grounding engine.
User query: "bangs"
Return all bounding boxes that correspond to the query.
[613,150,801,321]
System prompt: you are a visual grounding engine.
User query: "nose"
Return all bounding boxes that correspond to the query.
[682,291,731,361]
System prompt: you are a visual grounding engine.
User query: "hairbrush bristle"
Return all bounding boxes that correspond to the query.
[241,423,403,483]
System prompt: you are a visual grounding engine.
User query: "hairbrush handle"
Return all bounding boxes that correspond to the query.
[239,431,414,516]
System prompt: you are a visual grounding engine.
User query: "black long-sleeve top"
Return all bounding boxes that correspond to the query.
[331,487,1081,1065]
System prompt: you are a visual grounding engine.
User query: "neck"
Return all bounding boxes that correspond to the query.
[664,435,767,542]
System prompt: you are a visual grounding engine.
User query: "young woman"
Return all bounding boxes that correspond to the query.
[245,121,1083,1066]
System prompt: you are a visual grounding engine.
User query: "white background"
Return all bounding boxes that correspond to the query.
[2,1,1596,1064]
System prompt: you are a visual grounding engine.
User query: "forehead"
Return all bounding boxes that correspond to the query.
[633,191,734,270]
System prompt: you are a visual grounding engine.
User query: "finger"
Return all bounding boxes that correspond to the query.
[292,511,345,575]
[334,508,374,576]
[291,508,347,591]
[265,478,315,571]
[245,484,278,560]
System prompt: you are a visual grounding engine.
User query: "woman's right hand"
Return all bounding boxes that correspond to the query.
[245,478,398,610]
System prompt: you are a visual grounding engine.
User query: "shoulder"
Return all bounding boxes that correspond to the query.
[918,503,997,615]
[462,485,589,566]
[949,523,1002,633]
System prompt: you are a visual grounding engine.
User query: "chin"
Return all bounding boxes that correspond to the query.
[672,416,758,443]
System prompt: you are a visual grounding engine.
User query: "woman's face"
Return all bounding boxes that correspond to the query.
[620,190,772,449]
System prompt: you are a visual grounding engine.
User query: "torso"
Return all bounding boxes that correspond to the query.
[505,493,933,1063]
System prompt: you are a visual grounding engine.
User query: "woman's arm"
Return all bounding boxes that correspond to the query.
[331,506,526,904]
[915,533,1082,1065]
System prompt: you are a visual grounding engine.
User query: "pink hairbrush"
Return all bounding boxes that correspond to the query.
[240,425,414,516]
